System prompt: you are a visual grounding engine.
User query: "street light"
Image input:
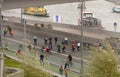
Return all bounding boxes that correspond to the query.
[78,0,84,76]
[21,8,23,23]
[0,53,4,77]
[22,19,27,52]
[0,2,2,47]
[0,0,4,77]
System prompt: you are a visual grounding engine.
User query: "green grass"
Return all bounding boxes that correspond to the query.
[2,49,80,77]
[5,56,54,77]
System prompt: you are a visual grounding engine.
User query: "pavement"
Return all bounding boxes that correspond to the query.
[2,16,120,76]
[2,47,82,77]
[5,16,108,39]
[2,18,91,58]
[4,15,120,75]
[1,17,93,77]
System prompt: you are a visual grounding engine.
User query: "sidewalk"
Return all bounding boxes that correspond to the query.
[3,36,90,71]
[2,33,90,76]
[2,48,81,77]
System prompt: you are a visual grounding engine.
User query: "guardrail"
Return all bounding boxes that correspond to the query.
[6,67,24,77]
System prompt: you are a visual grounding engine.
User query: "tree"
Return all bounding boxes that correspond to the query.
[89,43,120,77]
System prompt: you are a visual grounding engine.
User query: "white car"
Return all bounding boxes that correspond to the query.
[112,7,120,13]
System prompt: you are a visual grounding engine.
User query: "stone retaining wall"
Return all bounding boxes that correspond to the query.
[6,67,24,77]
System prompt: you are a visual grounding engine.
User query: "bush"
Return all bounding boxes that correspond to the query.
[89,43,120,77]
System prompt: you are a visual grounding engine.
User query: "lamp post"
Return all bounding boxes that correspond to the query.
[0,0,4,77]
[22,19,27,52]
[21,8,23,23]
[78,0,84,76]
[0,53,4,77]
[0,1,2,47]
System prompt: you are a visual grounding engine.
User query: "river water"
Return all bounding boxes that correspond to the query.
[2,0,120,32]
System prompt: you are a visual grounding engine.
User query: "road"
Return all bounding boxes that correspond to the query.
[2,20,92,76]
[2,17,120,76]
[3,0,120,32]
[4,16,113,39]
[3,16,120,56]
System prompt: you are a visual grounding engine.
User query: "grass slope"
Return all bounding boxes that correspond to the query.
[5,56,53,77]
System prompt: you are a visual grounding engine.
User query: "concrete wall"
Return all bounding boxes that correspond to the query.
[6,67,24,77]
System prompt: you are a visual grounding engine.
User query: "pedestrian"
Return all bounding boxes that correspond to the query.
[3,27,8,37]
[33,36,37,46]
[19,44,22,51]
[8,27,11,35]
[45,46,50,59]
[48,44,52,50]
[64,62,69,69]
[64,37,68,45]
[77,42,80,50]
[59,65,63,75]
[99,43,103,48]
[71,43,75,53]
[17,49,21,55]
[67,54,72,67]
[7,25,13,36]
[48,37,52,49]
[41,46,45,53]
[39,54,44,65]
[1,15,3,20]
[61,38,65,44]
[28,44,32,50]
[41,23,44,27]
[62,44,66,53]
[44,36,48,45]
[9,28,13,37]
[72,40,76,45]
[46,46,50,53]
[7,25,10,31]
[64,68,68,77]
[16,45,23,56]
[57,44,61,53]
[5,41,8,50]
[54,36,58,44]
[48,45,52,53]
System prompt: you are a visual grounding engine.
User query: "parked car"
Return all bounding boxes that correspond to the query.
[112,7,120,13]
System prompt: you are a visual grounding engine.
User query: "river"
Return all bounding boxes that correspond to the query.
[2,0,120,32]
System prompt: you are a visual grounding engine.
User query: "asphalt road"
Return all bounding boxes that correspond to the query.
[4,16,110,39]
[3,16,120,60]
[1,21,92,75]
[0,19,92,70]
[3,17,120,75]
[2,18,92,57]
